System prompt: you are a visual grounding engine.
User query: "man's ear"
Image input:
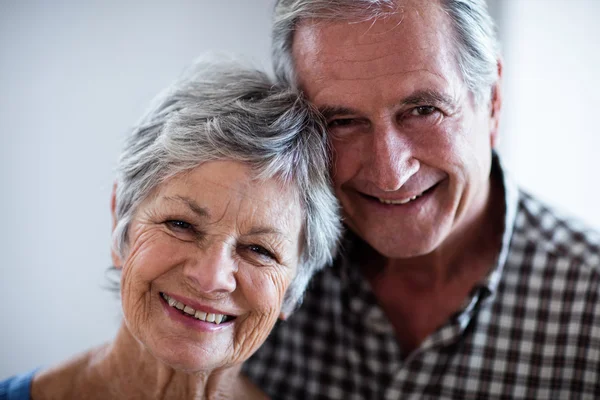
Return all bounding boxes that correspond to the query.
[279,311,289,321]
[489,58,503,149]
[110,182,123,269]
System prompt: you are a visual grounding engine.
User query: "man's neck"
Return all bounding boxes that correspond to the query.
[359,176,506,355]
[366,174,503,281]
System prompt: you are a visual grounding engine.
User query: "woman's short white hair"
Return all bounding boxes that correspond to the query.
[112,57,342,314]
[272,0,500,105]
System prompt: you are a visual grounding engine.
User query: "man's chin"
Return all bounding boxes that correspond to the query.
[374,245,438,260]
[363,231,446,260]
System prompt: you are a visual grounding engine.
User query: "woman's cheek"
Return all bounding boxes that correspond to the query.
[124,227,190,282]
[120,228,187,330]
[248,266,293,313]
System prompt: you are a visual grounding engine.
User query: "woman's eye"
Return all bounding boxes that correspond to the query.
[247,244,276,261]
[165,220,201,242]
[166,220,193,231]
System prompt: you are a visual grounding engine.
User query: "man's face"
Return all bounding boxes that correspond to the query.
[293,1,500,259]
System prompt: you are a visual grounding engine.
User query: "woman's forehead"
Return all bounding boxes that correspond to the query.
[152,161,302,232]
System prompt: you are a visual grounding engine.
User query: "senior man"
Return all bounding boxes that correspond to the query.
[245,0,600,398]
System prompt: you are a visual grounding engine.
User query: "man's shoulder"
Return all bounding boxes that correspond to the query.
[513,189,600,273]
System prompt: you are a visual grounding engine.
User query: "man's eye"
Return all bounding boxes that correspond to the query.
[328,118,357,128]
[410,105,438,116]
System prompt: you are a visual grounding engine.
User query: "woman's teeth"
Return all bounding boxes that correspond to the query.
[378,192,423,205]
[161,293,228,324]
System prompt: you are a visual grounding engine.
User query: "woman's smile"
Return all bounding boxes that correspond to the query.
[160,292,235,328]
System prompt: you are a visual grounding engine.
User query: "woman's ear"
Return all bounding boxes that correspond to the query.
[110,182,123,269]
[111,181,118,231]
[111,247,123,270]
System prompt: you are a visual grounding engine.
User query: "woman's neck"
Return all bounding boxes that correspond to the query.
[95,323,247,399]
[33,322,262,400]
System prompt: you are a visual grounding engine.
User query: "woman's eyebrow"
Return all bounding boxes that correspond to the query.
[245,226,294,244]
[246,226,286,238]
[163,195,211,219]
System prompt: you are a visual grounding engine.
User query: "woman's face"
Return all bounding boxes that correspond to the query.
[116,161,303,372]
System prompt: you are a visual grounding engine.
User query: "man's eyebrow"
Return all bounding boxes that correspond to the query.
[401,90,454,107]
[163,195,210,218]
[319,105,362,120]
[319,90,454,120]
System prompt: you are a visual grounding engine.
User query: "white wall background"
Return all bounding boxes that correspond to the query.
[497,0,600,229]
[0,0,274,379]
[1,0,599,380]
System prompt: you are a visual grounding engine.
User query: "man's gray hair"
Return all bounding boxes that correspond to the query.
[113,57,341,314]
[272,0,500,104]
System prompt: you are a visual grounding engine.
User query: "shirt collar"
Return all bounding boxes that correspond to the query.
[478,151,520,298]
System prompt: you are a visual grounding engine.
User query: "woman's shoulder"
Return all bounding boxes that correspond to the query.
[29,346,104,400]
[0,369,39,400]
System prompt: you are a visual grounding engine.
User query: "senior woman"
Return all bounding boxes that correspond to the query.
[0,59,341,399]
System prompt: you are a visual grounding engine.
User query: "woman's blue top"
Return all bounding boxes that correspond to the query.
[0,369,37,400]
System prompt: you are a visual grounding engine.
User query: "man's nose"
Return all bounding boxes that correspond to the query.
[183,242,237,295]
[364,126,419,192]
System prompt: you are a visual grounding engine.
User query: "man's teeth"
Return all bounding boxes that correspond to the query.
[161,293,228,325]
[378,193,423,205]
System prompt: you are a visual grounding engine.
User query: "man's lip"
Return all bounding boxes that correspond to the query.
[358,182,440,202]
[160,292,236,317]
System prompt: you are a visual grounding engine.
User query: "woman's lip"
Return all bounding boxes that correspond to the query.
[160,297,235,330]
[160,291,236,317]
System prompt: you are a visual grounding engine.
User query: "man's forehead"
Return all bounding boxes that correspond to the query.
[292,7,454,91]
[291,0,444,33]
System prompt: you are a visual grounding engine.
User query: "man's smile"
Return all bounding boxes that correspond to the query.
[356,181,443,207]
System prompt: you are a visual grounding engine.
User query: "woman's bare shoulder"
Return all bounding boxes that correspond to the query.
[30,344,108,400]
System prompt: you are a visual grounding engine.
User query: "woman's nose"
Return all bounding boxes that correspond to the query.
[182,243,237,295]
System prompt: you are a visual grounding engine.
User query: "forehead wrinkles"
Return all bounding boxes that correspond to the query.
[293,2,455,86]
[206,176,298,219]
[172,174,301,238]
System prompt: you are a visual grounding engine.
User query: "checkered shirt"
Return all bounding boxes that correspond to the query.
[244,156,600,399]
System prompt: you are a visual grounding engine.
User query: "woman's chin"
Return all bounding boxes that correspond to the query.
[131,322,234,373]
